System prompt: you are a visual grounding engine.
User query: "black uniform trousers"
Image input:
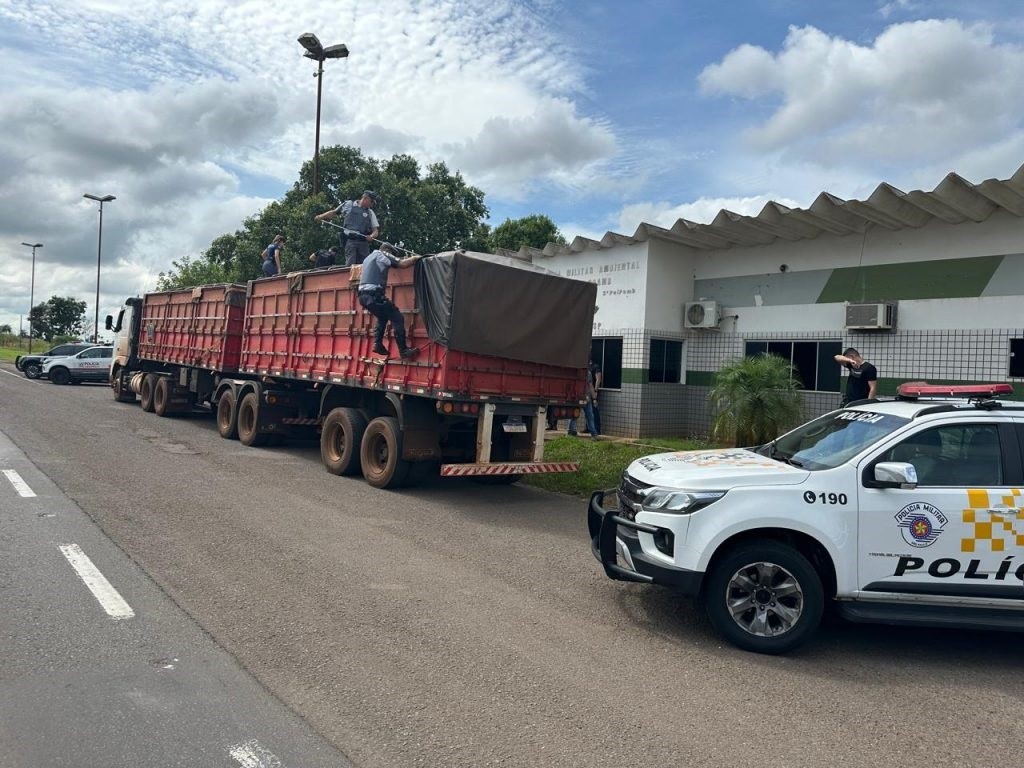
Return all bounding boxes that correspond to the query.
[358,289,407,349]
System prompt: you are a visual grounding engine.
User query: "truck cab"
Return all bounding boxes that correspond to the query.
[105,298,142,401]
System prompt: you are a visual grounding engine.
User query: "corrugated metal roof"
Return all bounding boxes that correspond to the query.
[506,163,1024,259]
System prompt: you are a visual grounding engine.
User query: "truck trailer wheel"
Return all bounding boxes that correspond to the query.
[153,377,174,417]
[216,390,239,440]
[703,541,824,655]
[112,368,135,402]
[360,416,410,489]
[237,392,270,447]
[140,373,158,412]
[321,407,367,476]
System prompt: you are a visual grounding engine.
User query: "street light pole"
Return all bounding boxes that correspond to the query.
[298,33,349,197]
[83,193,115,343]
[20,241,42,353]
[314,55,324,196]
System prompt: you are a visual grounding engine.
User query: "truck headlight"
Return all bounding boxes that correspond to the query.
[642,489,725,513]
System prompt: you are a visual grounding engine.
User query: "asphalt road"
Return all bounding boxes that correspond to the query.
[1,363,1022,768]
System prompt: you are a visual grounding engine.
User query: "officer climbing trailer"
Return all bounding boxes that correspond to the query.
[107,251,595,488]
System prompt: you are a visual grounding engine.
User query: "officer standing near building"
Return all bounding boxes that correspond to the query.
[357,244,422,359]
[314,191,380,266]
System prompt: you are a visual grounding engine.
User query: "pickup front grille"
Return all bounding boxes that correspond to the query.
[618,471,653,514]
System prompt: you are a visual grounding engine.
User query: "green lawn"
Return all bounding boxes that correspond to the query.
[0,346,26,363]
[523,435,710,498]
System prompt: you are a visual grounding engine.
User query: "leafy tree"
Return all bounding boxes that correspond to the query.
[0,323,11,334]
[159,147,492,290]
[709,353,804,447]
[28,296,87,341]
[489,214,566,252]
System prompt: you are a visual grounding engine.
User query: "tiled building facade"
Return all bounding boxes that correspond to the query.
[521,166,1024,439]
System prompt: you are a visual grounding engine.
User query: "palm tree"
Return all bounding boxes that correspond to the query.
[709,353,804,446]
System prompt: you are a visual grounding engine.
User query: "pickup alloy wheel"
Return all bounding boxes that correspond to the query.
[704,541,823,655]
[23,362,43,380]
[49,367,71,385]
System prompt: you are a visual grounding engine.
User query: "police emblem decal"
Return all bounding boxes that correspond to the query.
[895,502,947,548]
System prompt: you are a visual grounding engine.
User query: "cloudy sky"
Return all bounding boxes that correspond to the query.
[2,0,1023,335]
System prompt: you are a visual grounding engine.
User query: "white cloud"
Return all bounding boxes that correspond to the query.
[0,0,621,330]
[698,20,1024,172]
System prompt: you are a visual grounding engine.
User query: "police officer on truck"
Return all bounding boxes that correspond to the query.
[314,191,380,266]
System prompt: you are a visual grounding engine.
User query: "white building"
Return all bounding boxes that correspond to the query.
[511,164,1024,438]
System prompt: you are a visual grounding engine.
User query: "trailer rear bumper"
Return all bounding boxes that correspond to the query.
[440,462,579,477]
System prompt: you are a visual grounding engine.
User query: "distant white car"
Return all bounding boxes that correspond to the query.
[43,346,114,385]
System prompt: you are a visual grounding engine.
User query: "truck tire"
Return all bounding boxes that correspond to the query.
[237,392,269,447]
[216,390,239,440]
[321,407,367,476]
[140,373,158,412]
[24,362,43,379]
[112,368,135,402]
[704,541,824,655]
[360,416,410,489]
[153,377,174,417]
[49,367,70,385]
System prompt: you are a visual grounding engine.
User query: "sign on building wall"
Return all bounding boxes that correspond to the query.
[539,247,647,332]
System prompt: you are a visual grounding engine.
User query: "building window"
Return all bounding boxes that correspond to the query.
[745,340,842,392]
[649,339,683,383]
[1011,339,1024,378]
[591,337,622,389]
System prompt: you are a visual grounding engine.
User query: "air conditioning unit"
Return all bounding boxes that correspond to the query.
[684,300,720,329]
[845,302,896,330]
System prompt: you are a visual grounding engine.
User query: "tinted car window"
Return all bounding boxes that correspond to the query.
[880,424,1003,486]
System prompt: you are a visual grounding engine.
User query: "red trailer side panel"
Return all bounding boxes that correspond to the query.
[242,267,586,402]
[140,284,246,372]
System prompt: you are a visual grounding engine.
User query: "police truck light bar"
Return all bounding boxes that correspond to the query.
[897,382,1014,398]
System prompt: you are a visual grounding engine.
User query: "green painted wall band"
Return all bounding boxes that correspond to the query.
[817,255,1004,303]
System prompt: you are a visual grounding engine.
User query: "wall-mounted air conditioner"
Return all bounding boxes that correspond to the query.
[845,302,897,330]
[684,300,720,329]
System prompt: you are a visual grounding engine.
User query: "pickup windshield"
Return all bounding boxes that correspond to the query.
[759,410,910,471]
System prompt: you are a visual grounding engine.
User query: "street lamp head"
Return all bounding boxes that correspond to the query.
[84,193,116,203]
[21,242,43,248]
[322,43,349,59]
[298,32,324,57]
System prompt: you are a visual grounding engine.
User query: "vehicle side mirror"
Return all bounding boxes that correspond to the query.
[873,461,918,489]
[104,314,113,331]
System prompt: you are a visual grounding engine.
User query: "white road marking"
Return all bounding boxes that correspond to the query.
[3,469,36,497]
[0,368,29,380]
[229,740,284,767]
[58,544,135,619]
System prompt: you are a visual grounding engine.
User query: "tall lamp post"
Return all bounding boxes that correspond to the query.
[20,241,42,353]
[83,193,115,343]
[297,33,349,196]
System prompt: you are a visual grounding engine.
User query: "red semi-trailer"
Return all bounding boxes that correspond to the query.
[107,251,596,488]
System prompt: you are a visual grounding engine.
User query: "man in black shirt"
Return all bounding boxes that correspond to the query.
[834,347,878,404]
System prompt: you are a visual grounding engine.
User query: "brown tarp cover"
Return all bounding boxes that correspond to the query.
[415,250,597,368]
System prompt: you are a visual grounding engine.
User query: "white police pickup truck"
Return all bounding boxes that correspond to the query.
[588,383,1024,653]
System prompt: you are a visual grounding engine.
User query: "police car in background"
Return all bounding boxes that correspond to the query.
[14,342,93,379]
[42,345,114,385]
[588,383,1024,654]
